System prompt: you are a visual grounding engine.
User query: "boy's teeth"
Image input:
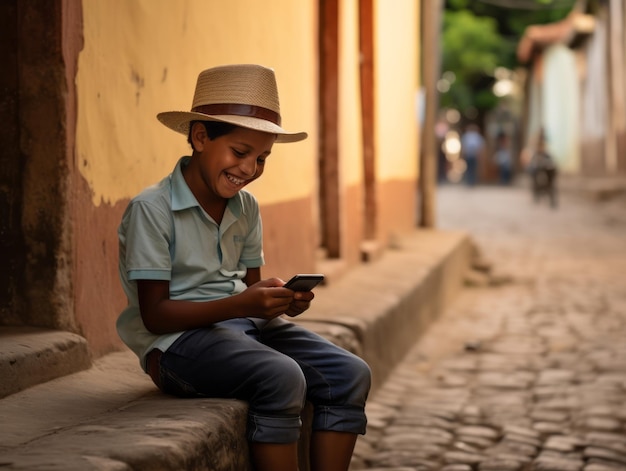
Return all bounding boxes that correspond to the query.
[227,174,244,185]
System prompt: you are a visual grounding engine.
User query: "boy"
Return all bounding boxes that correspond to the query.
[116,64,371,471]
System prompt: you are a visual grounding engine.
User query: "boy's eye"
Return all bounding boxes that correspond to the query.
[257,158,266,165]
[232,148,246,157]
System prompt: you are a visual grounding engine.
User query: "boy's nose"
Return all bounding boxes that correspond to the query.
[240,156,257,177]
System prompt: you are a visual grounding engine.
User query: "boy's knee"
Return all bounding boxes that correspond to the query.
[251,356,307,414]
[352,356,372,399]
[338,355,372,405]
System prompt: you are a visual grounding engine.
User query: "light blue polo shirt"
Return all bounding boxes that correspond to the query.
[116,156,265,370]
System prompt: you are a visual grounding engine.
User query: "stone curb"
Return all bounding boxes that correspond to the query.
[0,327,91,399]
[0,229,472,471]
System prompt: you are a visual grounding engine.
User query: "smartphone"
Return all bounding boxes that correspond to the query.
[283,274,325,292]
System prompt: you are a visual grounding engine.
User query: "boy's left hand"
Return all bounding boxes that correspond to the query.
[284,290,315,317]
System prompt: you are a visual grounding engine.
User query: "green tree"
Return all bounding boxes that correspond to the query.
[441,0,576,120]
[440,9,504,116]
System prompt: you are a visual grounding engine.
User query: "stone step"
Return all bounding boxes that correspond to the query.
[0,326,91,399]
[0,350,253,470]
[0,229,473,470]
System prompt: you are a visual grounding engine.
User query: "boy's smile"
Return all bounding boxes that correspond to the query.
[184,124,276,220]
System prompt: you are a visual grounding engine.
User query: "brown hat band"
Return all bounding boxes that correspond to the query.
[192,103,282,126]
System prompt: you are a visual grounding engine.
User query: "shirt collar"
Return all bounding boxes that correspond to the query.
[170,156,244,217]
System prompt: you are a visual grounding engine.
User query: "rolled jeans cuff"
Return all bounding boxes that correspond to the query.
[312,405,368,435]
[248,413,302,443]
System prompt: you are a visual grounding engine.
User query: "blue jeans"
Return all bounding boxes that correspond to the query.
[156,317,371,443]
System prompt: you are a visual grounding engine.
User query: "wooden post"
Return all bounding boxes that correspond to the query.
[319,0,341,258]
[608,0,626,172]
[360,0,376,241]
[419,0,443,228]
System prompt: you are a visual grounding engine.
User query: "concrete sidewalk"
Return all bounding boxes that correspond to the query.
[0,229,473,471]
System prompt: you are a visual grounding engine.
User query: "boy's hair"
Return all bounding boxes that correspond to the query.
[187,121,238,149]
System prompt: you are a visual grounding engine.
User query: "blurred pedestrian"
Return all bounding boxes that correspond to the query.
[493,131,513,185]
[527,132,558,208]
[435,119,449,183]
[460,124,485,186]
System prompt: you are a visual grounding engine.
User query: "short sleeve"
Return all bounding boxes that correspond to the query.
[123,200,173,281]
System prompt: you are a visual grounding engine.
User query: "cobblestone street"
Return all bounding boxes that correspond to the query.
[352,182,626,471]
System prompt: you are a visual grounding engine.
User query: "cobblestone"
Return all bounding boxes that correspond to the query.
[352,185,626,471]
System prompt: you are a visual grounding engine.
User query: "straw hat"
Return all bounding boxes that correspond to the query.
[157,64,307,143]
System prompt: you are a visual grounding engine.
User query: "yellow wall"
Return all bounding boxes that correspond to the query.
[76,0,317,207]
[337,0,365,262]
[339,0,364,188]
[68,0,424,358]
[336,0,421,187]
[375,0,420,181]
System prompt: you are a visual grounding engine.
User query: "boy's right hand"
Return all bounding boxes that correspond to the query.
[238,278,295,319]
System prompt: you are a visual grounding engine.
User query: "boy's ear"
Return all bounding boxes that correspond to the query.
[190,122,207,151]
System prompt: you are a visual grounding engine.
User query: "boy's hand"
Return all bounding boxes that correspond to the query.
[284,289,314,317]
[239,278,296,319]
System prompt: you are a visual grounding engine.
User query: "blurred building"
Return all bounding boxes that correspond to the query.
[517,0,626,176]
[0,1,423,359]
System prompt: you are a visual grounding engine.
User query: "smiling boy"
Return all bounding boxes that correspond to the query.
[116,64,371,471]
